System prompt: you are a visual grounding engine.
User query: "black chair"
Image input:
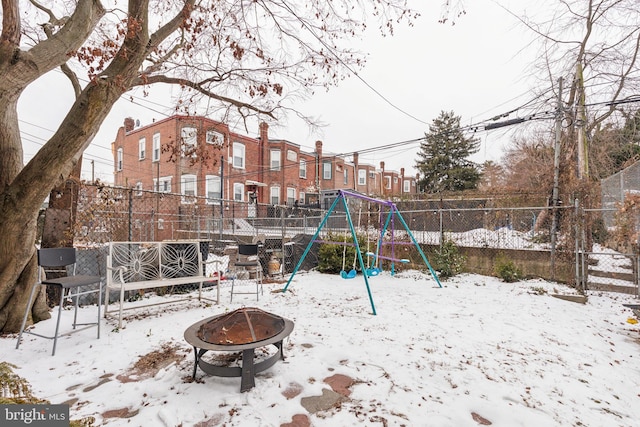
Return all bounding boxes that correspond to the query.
[230,244,263,302]
[16,248,103,356]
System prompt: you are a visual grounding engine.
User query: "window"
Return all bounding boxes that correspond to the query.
[153,176,172,192]
[135,181,143,196]
[116,148,123,171]
[181,127,197,155]
[232,142,245,169]
[138,138,146,160]
[233,182,244,201]
[287,187,296,205]
[299,191,306,204]
[157,219,164,230]
[270,186,280,205]
[394,177,398,184]
[323,161,332,180]
[270,149,281,171]
[358,169,366,185]
[287,150,297,161]
[152,133,160,161]
[385,176,392,189]
[205,175,221,203]
[206,130,224,146]
[403,180,411,193]
[181,174,197,203]
[299,160,307,179]
[343,169,348,185]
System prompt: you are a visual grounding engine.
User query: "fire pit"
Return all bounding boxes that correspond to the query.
[184,307,294,392]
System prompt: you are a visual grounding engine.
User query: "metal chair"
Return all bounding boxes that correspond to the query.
[16,247,103,356]
[230,244,263,302]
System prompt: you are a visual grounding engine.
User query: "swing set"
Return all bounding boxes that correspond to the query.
[282,189,442,315]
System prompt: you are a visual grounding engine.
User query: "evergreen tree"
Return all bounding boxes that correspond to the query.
[416,111,481,193]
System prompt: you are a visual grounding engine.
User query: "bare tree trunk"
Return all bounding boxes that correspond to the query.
[0,90,42,332]
[0,242,50,332]
[0,104,48,329]
[0,191,47,331]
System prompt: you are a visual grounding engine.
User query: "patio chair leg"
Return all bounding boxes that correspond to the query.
[15,283,39,350]
[72,288,80,330]
[51,289,65,356]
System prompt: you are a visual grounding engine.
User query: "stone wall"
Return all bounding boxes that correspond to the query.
[420,245,575,285]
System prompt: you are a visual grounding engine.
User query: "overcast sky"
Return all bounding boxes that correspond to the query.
[18,0,541,183]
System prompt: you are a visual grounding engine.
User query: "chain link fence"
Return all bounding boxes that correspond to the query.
[579,206,639,296]
[38,183,639,300]
[601,161,640,228]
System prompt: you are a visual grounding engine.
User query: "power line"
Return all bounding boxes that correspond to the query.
[278,0,431,126]
[18,90,560,184]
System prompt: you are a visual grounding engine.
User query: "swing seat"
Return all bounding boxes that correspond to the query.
[364,253,380,276]
[340,269,357,279]
[366,267,381,277]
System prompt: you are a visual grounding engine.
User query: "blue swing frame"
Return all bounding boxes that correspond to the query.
[282,189,442,315]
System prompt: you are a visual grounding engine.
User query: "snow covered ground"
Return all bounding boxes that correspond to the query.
[4,269,640,426]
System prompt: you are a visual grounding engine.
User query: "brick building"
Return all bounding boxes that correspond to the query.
[111,115,418,212]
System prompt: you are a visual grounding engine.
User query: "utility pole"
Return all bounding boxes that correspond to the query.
[550,77,563,279]
[576,61,588,179]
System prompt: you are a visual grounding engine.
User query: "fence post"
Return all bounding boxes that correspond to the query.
[574,198,583,291]
[128,188,133,241]
[439,209,443,248]
[150,208,155,241]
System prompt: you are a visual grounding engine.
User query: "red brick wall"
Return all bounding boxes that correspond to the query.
[113,115,417,210]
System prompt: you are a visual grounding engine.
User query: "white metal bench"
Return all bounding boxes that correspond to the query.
[105,241,221,328]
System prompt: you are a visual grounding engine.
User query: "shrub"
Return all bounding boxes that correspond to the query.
[591,216,608,245]
[0,362,35,403]
[0,362,96,425]
[611,194,640,251]
[318,232,364,274]
[494,255,522,282]
[433,239,465,280]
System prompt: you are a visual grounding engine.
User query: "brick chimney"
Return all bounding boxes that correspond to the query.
[259,121,269,142]
[315,141,323,192]
[124,117,135,132]
[400,168,405,194]
[353,152,359,190]
[259,122,269,185]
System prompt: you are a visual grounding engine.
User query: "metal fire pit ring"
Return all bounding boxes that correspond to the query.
[184,310,294,392]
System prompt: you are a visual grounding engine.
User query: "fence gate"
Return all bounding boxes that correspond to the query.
[580,249,639,296]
